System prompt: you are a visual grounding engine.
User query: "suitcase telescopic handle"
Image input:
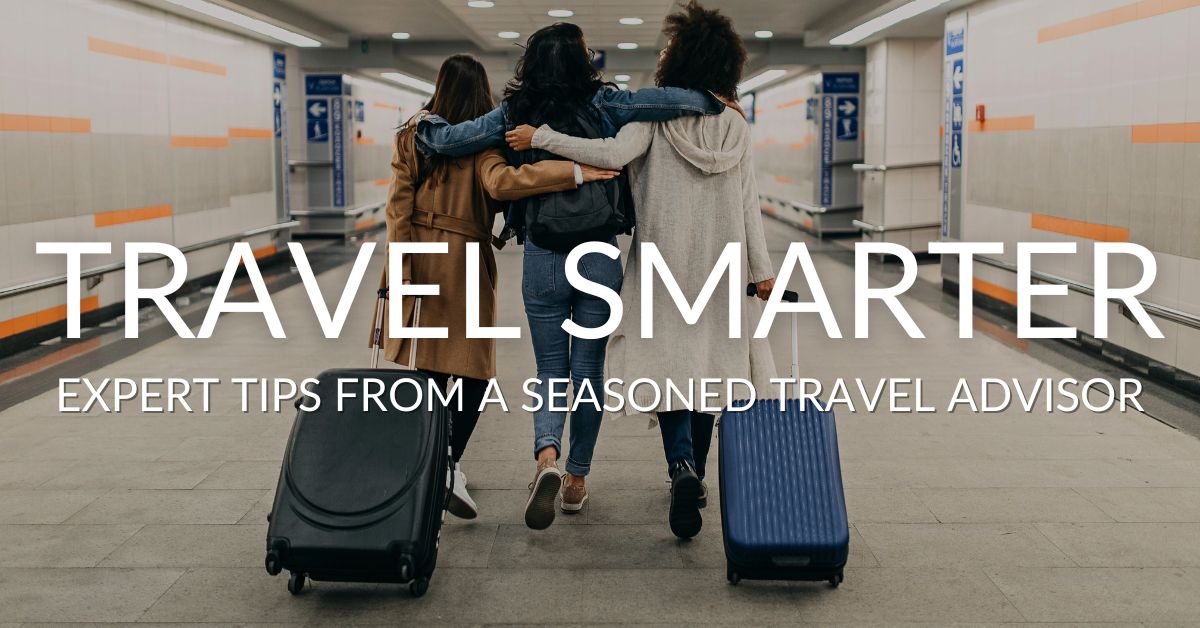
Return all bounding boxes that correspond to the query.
[746,282,801,381]
[369,288,421,370]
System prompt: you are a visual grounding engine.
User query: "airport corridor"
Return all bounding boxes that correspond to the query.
[1,222,1199,625]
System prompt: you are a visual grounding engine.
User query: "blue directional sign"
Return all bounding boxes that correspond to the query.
[273,83,282,137]
[836,96,857,118]
[355,100,365,122]
[805,97,816,120]
[304,74,343,96]
[950,131,962,168]
[836,116,859,141]
[951,95,963,132]
[306,99,328,120]
[951,59,964,95]
[273,51,286,80]
[822,72,860,94]
[946,28,964,55]
[307,119,327,142]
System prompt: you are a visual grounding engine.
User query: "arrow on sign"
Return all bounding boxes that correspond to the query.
[308,101,327,118]
[952,64,964,91]
[837,100,857,116]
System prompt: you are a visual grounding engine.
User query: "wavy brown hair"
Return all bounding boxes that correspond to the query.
[654,1,746,100]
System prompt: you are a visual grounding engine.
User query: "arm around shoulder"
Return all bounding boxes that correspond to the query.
[532,121,653,170]
[476,149,577,201]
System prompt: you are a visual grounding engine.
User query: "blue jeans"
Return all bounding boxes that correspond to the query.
[522,239,622,477]
[657,410,716,480]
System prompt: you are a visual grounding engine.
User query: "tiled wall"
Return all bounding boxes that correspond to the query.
[751,73,822,206]
[953,0,1200,378]
[861,38,942,252]
[0,0,279,340]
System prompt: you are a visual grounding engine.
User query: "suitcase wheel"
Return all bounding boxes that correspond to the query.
[409,576,429,597]
[265,552,282,576]
[726,567,740,586]
[287,571,307,595]
[829,571,844,588]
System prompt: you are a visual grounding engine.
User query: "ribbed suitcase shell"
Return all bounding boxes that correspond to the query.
[719,397,849,585]
[265,369,450,594]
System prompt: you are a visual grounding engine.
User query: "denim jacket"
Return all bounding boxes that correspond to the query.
[414,86,725,157]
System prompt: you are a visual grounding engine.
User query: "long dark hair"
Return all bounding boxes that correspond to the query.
[504,23,606,128]
[414,54,494,189]
[655,1,746,100]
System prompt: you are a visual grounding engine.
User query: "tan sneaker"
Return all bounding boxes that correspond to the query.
[524,459,563,530]
[560,475,588,514]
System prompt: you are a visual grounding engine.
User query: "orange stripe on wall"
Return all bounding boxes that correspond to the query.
[373,101,399,110]
[1131,122,1200,143]
[1038,0,1200,43]
[0,114,91,133]
[375,178,390,186]
[88,37,167,64]
[167,56,226,76]
[0,296,101,339]
[354,137,375,145]
[967,115,1036,133]
[973,278,1018,306]
[774,175,792,184]
[252,244,278,260]
[171,135,229,148]
[355,219,378,231]
[1031,214,1129,242]
[94,204,173,227]
[88,37,226,76]
[228,127,272,139]
[776,98,807,110]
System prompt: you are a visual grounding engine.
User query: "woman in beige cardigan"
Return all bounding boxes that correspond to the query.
[506,2,776,539]
[384,54,617,520]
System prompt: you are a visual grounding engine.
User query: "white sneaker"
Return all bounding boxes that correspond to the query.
[447,462,479,519]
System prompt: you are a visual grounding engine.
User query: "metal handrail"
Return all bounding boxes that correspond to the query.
[852,160,941,172]
[974,255,1200,331]
[853,219,942,233]
[0,220,299,300]
[790,200,863,215]
[290,201,384,218]
[287,160,332,168]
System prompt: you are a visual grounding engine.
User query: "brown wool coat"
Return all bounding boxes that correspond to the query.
[378,129,576,380]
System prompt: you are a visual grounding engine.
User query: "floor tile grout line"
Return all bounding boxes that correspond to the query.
[978,566,1032,623]
[89,522,148,568]
[131,565,193,624]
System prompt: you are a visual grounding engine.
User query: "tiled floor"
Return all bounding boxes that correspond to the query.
[1,223,1199,625]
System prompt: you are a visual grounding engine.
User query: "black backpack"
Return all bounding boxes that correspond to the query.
[505,106,635,252]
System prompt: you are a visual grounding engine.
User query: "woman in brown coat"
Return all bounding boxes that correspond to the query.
[382,54,618,519]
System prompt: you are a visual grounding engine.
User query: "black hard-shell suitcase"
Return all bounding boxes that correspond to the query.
[718,286,850,587]
[265,292,451,597]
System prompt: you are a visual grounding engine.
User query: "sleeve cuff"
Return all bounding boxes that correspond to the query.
[573,163,583,185]
[531,124,553,150]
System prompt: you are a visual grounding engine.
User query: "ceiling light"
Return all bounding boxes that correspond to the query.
[737,68,787,94]
[548,9,573,17]
[380,71,436,95]
[614,74,631,82]
[829,0,952,46]
[617,83,629,90]
[467,0,494,7]
[754,30,773,39]
[618,17,644,25]
[617,42,638,50]
[162,0,320,47]
[391,32,411,40]
[497,31,521,39]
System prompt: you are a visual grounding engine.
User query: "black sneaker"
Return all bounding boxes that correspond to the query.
[697,479,708,509]
[668,461,703,539]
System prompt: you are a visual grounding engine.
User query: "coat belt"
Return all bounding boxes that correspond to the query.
[411,208,501,247]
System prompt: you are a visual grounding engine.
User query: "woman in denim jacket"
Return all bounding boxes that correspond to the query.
[414,22,726,531]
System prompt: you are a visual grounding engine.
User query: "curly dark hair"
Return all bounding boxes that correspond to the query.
[504,23,607,128]
[655,1,746,100]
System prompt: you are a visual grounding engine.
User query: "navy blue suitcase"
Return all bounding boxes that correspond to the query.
[718,286,849,586]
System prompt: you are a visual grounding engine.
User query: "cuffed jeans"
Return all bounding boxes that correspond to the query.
[522,238,622,477]
[656,410,716,480]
